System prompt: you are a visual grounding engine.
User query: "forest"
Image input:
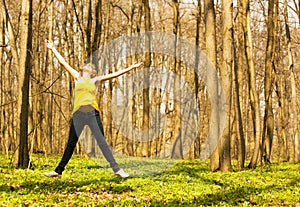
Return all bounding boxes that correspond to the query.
[0,0,300,173]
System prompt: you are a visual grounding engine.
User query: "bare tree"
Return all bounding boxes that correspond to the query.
[0,11,5,154]
[17,0,33,167]
[0,0,33,167]
[233,2,245,169]
[262,0,278,164]
[170,0,183,159]
[204,0,220,171]
[218,0,233,172]
[241,0,262,169]
[142,0,151,157]
[193,0,202,159]
[286,0,299,163]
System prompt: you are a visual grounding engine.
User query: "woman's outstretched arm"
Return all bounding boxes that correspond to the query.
[93,62,143,83]
[45,40,79,79]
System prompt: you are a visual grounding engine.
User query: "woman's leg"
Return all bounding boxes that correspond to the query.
[87,110,120,173]
[55,113,85,174]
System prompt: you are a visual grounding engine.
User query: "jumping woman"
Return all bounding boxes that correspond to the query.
[44,40,143,178]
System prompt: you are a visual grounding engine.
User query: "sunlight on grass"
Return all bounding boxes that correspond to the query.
[0,153,299,206]
[92,155,180,177]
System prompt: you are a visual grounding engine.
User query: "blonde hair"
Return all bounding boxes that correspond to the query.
[79,63,97,77]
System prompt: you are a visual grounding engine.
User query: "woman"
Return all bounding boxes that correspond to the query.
[43,40,142,178]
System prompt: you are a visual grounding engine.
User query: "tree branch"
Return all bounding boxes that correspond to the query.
[111,2,129,21]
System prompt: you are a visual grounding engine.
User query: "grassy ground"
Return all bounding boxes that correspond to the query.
[0,153,299,206]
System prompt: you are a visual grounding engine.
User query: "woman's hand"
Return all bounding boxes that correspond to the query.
[45,39,54,49]
[131,62,143,69]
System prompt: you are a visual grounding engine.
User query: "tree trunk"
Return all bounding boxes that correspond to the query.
[127,0,136,156]
[276,1,288,161]
[262,0,277,164]
[219,0,233,172]
[170,0,183,159]
[86,0,92,58]
[241,0,261,169]
[204,0,220,171]
[16,0,32,168]
[32,0,42,153]
[235,2,246,169]
[93,0,102,52]
[193,0,202,159]
[47,1,54,153]
[233,25,245,169]
[285,0,299,163]
[0,16,4,153]
[141,0,151,157]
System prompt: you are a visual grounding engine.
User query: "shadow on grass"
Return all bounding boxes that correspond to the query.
[0,158,207,196]
[0,175,133,195]
[150,185,262,206]
[92,156,184,178]
[151,177,299,206]
[157,163,300,206]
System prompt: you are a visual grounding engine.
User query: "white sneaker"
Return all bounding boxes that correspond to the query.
[44,171,61,178]
[115,169,129,178]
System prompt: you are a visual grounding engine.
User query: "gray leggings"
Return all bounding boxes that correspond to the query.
[55,109,120,174]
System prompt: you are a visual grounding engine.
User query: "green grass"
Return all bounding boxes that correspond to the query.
[0,153,299,206]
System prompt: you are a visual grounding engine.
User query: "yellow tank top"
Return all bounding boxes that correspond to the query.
[73,77,100,113]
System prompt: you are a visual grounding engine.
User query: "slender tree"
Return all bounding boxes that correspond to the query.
[233,6,245,168]
[46,1,54,153]
[241,0,261,169]
[204,0,220,171]
[193,0,202,158]
[142,0,151,156]
[286,0,299,163]
[0,12,4,154]
[275,0,289,162]
[218,0,233,172]
[262,0,277,164]
[171,0,183,159]
[17,0,33,167]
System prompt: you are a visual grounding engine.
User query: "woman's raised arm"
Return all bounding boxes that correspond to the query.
[93,62,143,83]
[45,40,79,79]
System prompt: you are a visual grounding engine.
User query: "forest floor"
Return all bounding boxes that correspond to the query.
[0,153,299,206]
